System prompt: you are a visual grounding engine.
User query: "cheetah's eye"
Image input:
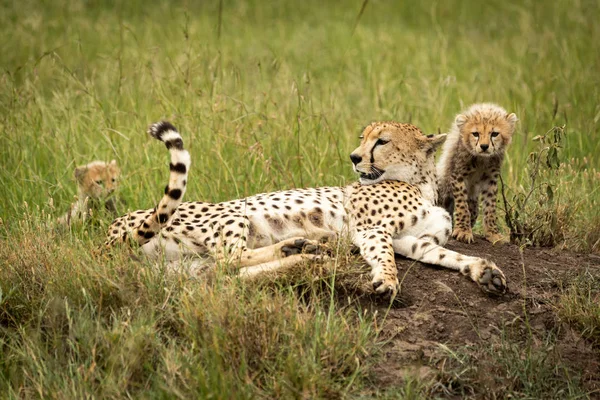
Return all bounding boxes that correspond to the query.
[96,180,103,185]
[491,131,500,138]
[376,138,390,146]
[471,132,480,138]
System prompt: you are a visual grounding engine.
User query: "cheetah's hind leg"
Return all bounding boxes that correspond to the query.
[217,237,329,269]
[237,253,328,279]
[235,237,329,278]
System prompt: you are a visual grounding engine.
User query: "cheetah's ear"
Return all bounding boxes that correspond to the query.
[109,159,117,166]
[74,166,87,182]
[455,114,468,128]
[427,133,447,150]
[424,134,446,156]
[506,113,518,127]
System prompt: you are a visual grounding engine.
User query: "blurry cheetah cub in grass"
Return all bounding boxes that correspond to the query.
[58,160,121,225]
[438,103,518,243]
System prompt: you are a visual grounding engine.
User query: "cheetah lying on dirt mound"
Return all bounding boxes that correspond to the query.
[104,121,507,296]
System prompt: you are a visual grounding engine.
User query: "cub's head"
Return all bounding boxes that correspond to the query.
[74,160,120,198]
[455,103,518,157]
[349,122,446,185]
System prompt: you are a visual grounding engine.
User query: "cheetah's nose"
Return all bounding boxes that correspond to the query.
[480,144,489,152]
[350,154,362,165]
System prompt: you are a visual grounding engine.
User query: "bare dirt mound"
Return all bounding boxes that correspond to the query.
[369,238,600,395]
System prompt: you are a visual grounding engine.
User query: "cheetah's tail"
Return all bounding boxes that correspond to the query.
[133,121,191,246]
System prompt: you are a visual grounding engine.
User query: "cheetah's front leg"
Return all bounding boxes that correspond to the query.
[354,229,399,296]
[481,172,507,244]
[393,236,507,294]
[451,175,474,243]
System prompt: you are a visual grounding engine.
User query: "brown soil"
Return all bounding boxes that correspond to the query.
[363,237,600,396]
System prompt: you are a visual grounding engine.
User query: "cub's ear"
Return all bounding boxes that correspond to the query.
[455,114,468,128]
[506,113,518,126]
[109,159,117,166]
[74,166,87,182]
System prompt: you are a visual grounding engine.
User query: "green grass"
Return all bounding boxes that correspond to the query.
[1,0,599,397]
[557,270,600,347]
[435,331,588,398]
[0,216,379,397]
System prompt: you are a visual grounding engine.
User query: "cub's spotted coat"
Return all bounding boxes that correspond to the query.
[438,103,518,243]
[59,160,121,225]
[105,121,507,296]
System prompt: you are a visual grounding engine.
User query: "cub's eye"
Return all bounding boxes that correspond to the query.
[472,132,480,138]
[112,178,117,182]
[96,180,103,185]
[491,131,500,138]
[376,138,390,145]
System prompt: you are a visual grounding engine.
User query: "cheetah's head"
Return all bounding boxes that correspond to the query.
[74,160,120,199]
[349,122,446,186]
[455,103,518,157]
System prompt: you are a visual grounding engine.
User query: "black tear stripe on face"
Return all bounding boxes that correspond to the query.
[369,139,385,164]
[370,144,375,164]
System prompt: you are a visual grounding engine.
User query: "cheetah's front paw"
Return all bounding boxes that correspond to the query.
[371,272,400,297]
[465,260,507,295]
[452,227,474,243]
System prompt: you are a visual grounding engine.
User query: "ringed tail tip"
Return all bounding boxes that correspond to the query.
[148,121,178,141]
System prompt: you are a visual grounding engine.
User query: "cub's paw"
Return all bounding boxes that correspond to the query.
[371,271,400,297]
[485,232,508,245]
[281,238,325,257]
[466,260,507,295]
[452,227,474,243]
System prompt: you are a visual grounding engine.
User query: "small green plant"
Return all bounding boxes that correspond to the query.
[501,126,600,252]
[501,125,566,247]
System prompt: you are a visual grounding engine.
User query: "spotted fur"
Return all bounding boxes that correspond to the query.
[437,103,518,243]
[105,121,508,296]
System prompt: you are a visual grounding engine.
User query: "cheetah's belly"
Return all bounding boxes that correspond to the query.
[222,186,348,248]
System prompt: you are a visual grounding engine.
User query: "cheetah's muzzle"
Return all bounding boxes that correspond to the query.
[359,167,384,181]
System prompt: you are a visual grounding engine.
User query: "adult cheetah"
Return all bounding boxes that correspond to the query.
[104,121,507,296]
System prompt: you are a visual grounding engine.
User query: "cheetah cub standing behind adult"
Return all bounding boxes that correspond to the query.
[58,160,121,225]
[437,103,518,243]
